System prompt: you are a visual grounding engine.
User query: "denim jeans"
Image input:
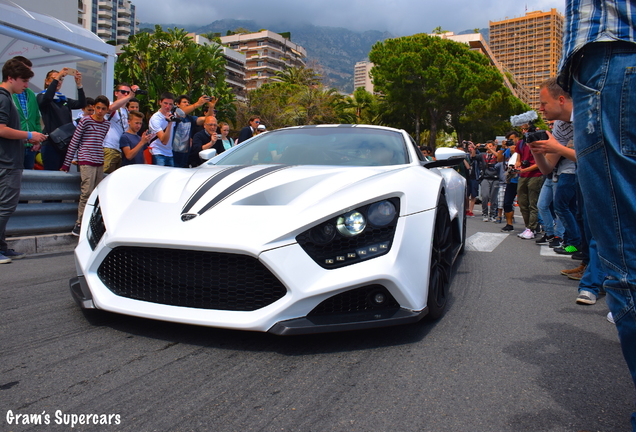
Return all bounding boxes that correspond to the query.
[553,173,581,247]
[152,154,174,167]
[572,41,636,429]
[537,178,564,238]
[480,178,499,218]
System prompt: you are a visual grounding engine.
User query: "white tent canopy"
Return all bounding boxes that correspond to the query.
[0,0,115,98]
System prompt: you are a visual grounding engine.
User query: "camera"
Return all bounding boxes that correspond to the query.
[525,130,549,143]
[168,107,186,122]
[134,89,148,95]
[520,160,531,168]
[505,139,514,146]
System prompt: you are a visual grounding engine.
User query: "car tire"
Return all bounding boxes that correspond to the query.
[459,209,467,255]
[426,195,452,320]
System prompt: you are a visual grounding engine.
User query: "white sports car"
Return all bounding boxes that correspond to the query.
[70,125,467,334]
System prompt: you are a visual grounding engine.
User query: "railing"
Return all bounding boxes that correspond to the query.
[6,171,81,237]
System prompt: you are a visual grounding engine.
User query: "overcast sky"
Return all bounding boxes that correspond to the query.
[133,0,565,36]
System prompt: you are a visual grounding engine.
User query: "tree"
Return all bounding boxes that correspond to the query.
[432,26,449,34]
[275,65,321,87]
[369,33,526,148]
[115,26,235,124]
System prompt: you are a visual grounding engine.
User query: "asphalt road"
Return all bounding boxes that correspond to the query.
[1,217,633,432]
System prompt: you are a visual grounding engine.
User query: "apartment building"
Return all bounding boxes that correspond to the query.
[220,31,307,91]
[80,0,139,45]
[353,60,374,93]
[489,9,564,109]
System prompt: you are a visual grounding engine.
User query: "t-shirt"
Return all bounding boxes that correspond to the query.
[148,111,173,157]
[0,87,25,169]
[551,120,576,176]
[119,132,146,165]
[172,116,197,154]
[103,107,128,151]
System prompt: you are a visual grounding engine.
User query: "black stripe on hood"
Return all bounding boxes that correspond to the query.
[197,165,292,216]
[181,165,247,215]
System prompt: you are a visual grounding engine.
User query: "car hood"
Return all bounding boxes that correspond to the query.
[96,164,440,254]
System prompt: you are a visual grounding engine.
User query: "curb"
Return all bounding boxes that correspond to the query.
[7,233,78,255]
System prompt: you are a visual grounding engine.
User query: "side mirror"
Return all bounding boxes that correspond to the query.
[422,148,466,169]
[199,148,217,161]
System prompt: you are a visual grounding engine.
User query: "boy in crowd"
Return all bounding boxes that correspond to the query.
[119,110,154,166]
[148,92,175,166]
[60,95,111,236]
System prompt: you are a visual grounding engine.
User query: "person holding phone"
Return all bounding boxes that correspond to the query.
[37,67,86,170]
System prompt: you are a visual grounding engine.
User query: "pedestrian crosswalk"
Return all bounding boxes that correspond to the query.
[466,232,573,257]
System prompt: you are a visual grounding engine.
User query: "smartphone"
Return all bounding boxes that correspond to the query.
[66,68,78,76]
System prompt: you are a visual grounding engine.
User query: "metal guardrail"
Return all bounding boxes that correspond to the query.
[6,170,81,236]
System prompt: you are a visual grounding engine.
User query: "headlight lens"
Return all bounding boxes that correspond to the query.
[367,200,397,226]
[336,211,366,237]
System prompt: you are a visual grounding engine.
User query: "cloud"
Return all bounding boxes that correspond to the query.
[134,0,565,36]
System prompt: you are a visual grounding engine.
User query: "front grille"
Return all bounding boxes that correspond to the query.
[308,285,399,316]
[97,246,287,311]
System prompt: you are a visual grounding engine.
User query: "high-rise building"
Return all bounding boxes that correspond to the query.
[220,31,307,91]
[80,0,139,44]
[489,9,564,109]
[353,61,374,93]
[20,0,139,44]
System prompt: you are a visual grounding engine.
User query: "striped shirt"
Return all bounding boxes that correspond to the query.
[559,0,636,88]
[62,116,111,170]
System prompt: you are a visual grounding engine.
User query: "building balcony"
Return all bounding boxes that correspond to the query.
[98,0,113,10]
[118,15,131,25]
[97,18,113,28]
[117,7,131,17]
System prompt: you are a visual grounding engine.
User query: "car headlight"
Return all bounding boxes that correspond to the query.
[296,198,400,269]
[367,200,396,227]
[336,211,366,237]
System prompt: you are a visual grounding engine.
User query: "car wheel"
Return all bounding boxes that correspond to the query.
[427,195,453,320]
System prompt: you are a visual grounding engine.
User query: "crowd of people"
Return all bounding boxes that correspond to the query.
[0,58,265,246]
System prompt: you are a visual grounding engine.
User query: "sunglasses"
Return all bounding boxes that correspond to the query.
[118,90,131,95]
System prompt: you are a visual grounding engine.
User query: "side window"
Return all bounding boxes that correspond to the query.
[408,136,425,162]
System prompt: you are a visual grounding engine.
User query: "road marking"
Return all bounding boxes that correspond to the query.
[466,232,508,252]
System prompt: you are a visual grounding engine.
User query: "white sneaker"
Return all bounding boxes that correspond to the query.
[606,311,615,324]
[517,228,528,238]
[483,216,489,222]
[576,290,597,305]
[519,228,535,240]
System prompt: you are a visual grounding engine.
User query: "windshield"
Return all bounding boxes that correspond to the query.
[212,127,409,167]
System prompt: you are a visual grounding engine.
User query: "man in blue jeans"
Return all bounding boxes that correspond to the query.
[558,0,636,429]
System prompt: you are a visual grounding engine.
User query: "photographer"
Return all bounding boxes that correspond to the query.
[102,82,141,173]
[172,95,216,168]
[37,67,86,171]
[515,125,544,240]
[480,141,500,222]
[500,132,520,232]
[148,92,176,166]
[466,141,484,217]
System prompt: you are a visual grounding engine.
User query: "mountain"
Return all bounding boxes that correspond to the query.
[141,19,392,93]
